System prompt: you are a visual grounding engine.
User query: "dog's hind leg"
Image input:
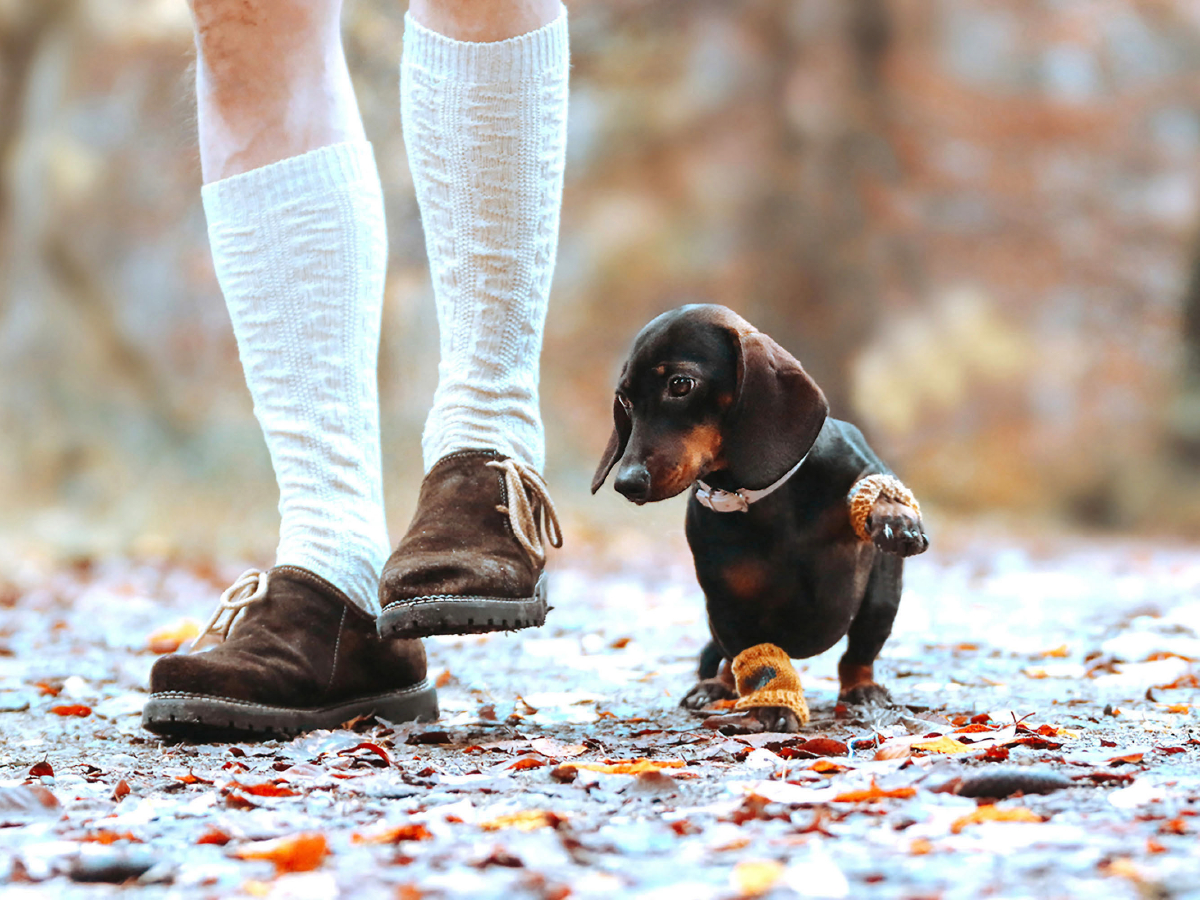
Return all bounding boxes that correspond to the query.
[838,553,902,706]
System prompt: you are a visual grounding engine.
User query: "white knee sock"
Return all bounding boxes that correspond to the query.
[401,8,570,474]
[203,142,389,614]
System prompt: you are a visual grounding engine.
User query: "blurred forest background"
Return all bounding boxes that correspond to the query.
[1,0,1200,565]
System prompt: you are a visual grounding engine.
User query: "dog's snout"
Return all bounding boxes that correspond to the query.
[614,464,652,502]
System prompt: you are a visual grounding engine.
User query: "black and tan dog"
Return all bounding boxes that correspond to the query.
[592,304,928,732]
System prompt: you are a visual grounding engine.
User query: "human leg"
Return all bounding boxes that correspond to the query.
[143,0,436,738]
[377,0,569,638]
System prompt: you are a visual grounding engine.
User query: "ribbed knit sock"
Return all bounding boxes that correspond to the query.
[203,142,389,614]
[401,8,569,474]
[732,643,811,725]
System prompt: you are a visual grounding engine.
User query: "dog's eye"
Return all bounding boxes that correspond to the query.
[668,376,695,397]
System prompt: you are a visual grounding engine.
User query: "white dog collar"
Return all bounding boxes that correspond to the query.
[694,451,809,514]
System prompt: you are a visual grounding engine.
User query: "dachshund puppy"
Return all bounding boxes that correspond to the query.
[593,304,928,732]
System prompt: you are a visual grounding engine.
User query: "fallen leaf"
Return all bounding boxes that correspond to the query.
[235,833,329,874]
[80,830,140,845]
[0,784,61,825]
[352,824,433,844]
[34,681,62,697]
[809,759,851,774]
[232,781,299,797]
[435,670,453,688]
[610,636,632,649]
[1147,839,1167,854]
[175,772,213,785]
[911,736,973,755]
[508,758,546,771]
[950,805,1044,833]
[27,761,53,779]
[561,758,687,776]
[529,738,587,759]
[1107,753,1145,766]
[339,742,391,767]
[50,704,91,717]
[1159,818,1188,835]
[111,780,130,801]
[1039,644,1070,658]
[731,859,784,897]
[909,838,934,855]
[1162,704,1191,714]
[196,827,232,845]
[791,737,849,757]
[147,619,200,654]
[833,778,916,802]
[478,810,565,832]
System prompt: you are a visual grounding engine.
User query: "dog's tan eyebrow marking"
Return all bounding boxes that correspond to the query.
[653,364,667,376]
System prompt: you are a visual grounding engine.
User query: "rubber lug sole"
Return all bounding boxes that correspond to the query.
[140,679,439,741]
[377,573,548,639]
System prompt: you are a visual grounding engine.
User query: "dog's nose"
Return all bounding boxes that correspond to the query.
[615,464,652,502]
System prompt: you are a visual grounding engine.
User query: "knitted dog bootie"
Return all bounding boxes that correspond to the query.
[732,643,810,726]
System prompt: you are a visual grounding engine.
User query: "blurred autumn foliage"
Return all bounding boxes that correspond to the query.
[1,0,1199,560]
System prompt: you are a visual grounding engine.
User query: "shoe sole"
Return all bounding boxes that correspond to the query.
[140,679,439,740]
[377,574,548,639]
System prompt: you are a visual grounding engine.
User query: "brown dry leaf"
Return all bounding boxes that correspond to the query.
[529,737,587,759]
[34,682,62,697]
[235,832,329,873]
[0,784,61,825]
[340,742,391,766]
[950,805,1043,834]
[80,830,140,845]
[175,772,213,785]
[912,736,973,755]
[478,810,565,832]
[1162,704,1191,714]
[731,859,784,897]
[833,778,916,802]
[27,761,53,779]
[1107,752,1145,766]
[952,724,997,734]
[352,823,433,844]
[435,670,453,688]
[147,619,200,654]
[793,737,849,757]
[874,742,912,761]
[111,780,130,801]
[1039,644,1070,658]
[196,827,232,845]
[610,636,633,649]
[50,704,91,717]
[910,838,934,855]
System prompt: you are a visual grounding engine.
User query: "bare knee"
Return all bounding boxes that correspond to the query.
[190,0,341,94]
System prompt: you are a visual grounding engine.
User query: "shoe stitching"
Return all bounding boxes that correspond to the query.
[327,606,346,692]
[382,593,542,610]
[146,680,434,714]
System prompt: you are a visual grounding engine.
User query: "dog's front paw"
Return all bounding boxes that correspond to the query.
[839,681,894,707]
[868,499,928,557]
[702,705,803,735]
[680,678,736,711]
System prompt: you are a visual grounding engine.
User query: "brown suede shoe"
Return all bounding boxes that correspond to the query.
[377,449,562,638]
[142,566,438,739]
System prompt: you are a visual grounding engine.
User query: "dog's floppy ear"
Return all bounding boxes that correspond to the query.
[722,327,828,488]
[591,393,632,493]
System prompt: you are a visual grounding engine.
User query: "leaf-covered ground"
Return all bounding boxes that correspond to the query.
[2,528,1200,898]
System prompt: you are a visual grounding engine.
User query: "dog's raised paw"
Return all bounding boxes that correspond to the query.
[839,682,894,707]
[680,678,736,711]
[868,501,928,557]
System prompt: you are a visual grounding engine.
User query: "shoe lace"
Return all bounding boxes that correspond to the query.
[191,568,270,652]
[487,458,564,566]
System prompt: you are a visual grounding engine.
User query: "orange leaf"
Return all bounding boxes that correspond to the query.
[610,636,633,649]
[235,832,329,873]
[479,810,565,832]
[508,758,546,771]
[34,682,62,697]
[564,758,686,776]
[909,838,934,855]
[233,781,299,797]
[951,805,1043,834]
[809,759,851,774]
[953,724,996,734]
[175,772,213,785]
[435,670,453,688]
[833,778,916,802]
[352,823,432,844]
[111,780,130,800]
[197,827,232,845]
[50,704,91,717]
[27,761,53,779]
[1039,644,1070,658]
[1107,753,1145,766]
[147,619,201,654]
[1163,704,1191,714]
[82,830,140,845]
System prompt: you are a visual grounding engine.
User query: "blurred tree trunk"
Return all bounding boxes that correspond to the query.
[742,0,905,418]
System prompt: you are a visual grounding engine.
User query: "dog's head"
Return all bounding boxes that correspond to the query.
[592,304,828,503]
